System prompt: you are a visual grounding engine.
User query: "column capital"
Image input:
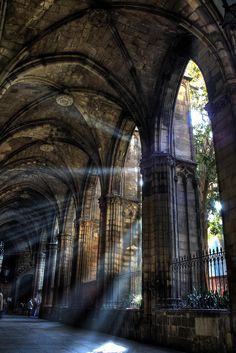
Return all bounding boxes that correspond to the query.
[222,4,236,30]
[47,242,58,250]
[205,93,230,120]
[57,233,72,242]
[37,251,46,258]
[0,241,4,255]
[176,159,196,180]
[141,152,176,170]
[99,194,123,209]
[60,233,71,237]
[74,217,90,224]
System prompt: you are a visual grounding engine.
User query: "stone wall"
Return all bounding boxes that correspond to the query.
[59,308,233,353]
[151,310,232,353]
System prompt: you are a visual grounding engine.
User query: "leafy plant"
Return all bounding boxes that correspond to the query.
[131,294,142,307]
[181,288,229,309]
[122,294,142,308]
[185,61,223,247]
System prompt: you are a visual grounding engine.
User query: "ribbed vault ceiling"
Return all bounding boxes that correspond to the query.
[0,0,228,250]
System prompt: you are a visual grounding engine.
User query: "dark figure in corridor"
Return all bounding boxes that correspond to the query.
[26,298,33,317]
[0,288,3,318]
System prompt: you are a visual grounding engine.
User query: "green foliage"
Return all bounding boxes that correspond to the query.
[185,61,208,114]
[122,293,142,308]
[185,60,222,243]
[193,119,219,215]
[131,293,142,307]
[208,211,223,242]
[181,288,229,309]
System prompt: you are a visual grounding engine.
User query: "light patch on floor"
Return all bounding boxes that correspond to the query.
[90,341,128,353]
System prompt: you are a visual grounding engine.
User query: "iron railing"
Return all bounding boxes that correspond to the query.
[102,270,142,309]
[170,248,229,309]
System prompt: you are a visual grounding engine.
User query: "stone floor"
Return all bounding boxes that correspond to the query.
[0,315,186,353]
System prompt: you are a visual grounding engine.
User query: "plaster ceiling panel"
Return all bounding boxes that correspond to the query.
[73,92,123,164]
[0,1,90,67]
[0,142,90,196]
[22,0,90,33]
[0,171,65,204]
[0,142,88,173]
[16,63,120,98]
[111,0,172,7]
[0,124,56,163]
[6,97,103,160]
[170,0,219,32]
[113,9,180,107]
[0,82,53,127]
[0,174,69,222]
[28,14,137,95]
[53,142,90,180]
[0,96,89,139]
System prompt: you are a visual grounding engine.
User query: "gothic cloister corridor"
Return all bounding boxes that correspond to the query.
[0,1,236,352]
[0,315,185,353]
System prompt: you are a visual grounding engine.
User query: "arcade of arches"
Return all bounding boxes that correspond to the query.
[0,1,236,352]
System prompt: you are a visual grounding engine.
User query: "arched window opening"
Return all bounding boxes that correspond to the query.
[110,128,142,309]
[0,241,17,305]
[170,61,228,309]
[76,177,101,309]
[79,177,101,283]
[120,128,142,308]
[185,61,224,252]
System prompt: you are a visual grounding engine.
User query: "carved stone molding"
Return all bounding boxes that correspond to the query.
[58,233,72,242]
[175,160,196,180]
[99,194,123,208]
[16,264,33,276]
[141,153,176,170]
[88,97,100,115]
[223,5,236,30]
[0,0,7,42]
[88,9,111,28]
[56,93,74,107]
[205,94,229,119]
[47,242,58,250]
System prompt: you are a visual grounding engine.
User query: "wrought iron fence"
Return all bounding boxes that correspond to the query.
[170,248,229,309]
[103,270,142,309]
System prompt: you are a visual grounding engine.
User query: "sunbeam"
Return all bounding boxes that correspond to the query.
[89,341,128,353]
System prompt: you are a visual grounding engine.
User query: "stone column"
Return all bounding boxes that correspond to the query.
[54,234,72,308]
[174,161,202,296]
[75,218,92,284]
[0,241,4,274]
[223,4,236,56]
[33,251,46,297]
[121,200,141,299]
[175,161,201,256]
[97,195,123,305]
[206,90,236,348]
[141,152,176,313]
[70,219,79,295]
[42,242,57,314]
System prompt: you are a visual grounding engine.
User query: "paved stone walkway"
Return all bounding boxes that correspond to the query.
[0,315,185,353]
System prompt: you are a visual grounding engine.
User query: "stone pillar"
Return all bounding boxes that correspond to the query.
[33,251,46,297]
[0,241,4,274]
[97,195,123,305]
[141,152,176,313]
[42,242,57,314]
[206,90,236,348]
[54,234,72,308]
[75,218,92,284]
[175,161,201,256]
[70,219,79,293]
[121,200,141,300]
[223,4,236,56]
[174,161,202,296]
